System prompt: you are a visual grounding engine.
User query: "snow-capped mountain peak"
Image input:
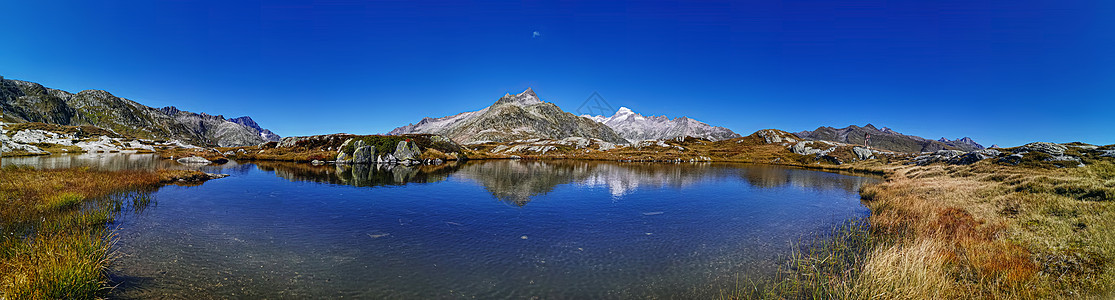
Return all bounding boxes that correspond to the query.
[581,107,740,142]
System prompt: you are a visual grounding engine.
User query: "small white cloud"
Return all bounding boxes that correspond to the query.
[532,31,541,38]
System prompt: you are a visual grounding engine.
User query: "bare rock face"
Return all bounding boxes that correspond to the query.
[1021,142,1067,156]
[756,129,797,144]
[388,88,628,144]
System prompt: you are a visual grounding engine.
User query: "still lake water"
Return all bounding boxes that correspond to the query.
[5,154,876,299]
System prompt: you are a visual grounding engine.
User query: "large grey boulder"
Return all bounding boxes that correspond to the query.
[1021,142,1067,156]
[352,145,375,164]
[791,141,825,156]
[335,151,349,163]
[394,140,421,161]
[852,146,873,161]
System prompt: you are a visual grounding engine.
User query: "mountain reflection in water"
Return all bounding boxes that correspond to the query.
[253,160,877,206]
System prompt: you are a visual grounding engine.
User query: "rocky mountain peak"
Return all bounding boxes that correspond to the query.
[495,88,543,106]
[229,116,261,130]
[938,136,985,151]
[159,106,181,115]
[389,88,627,144]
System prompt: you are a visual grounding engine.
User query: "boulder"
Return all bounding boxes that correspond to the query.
[394,140,421,161]
[791,141,824,156]
[335,151,349,163]
[1047,155,1084,167]
[177,156,211,164]
[1021,142,1067,156]
[949,149,1000,165]
[852,146,873,161]
[352,145,375,164]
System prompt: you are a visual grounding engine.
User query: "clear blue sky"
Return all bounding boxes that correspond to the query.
[2,0,1112,147]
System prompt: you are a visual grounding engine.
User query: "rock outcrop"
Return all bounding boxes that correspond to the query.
[906,142,1110,168]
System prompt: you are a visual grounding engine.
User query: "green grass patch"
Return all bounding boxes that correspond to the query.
[38,192,85,211]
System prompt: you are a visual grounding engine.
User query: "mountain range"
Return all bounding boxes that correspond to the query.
[581,107,740,142]
[3,75,987,153]
[389,88,628,144]
[796,124,984,153]
[0,76,279,147]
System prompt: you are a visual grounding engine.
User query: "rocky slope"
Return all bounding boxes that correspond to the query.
[795,124,982,153]
[389,88,628,144]
[581,107,740,142]
[0,76,279,147]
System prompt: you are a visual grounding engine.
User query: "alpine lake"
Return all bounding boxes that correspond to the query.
[4,153,877,299]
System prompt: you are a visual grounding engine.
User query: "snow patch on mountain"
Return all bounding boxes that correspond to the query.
[580,107,740,142]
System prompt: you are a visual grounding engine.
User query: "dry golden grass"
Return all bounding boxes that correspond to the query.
[0,167,216,299]
[842,159,1115,299]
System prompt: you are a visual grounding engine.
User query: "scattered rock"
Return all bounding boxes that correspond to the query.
[912,150,965,166]
[948,149,1001,165]
[1047,155,1084,167]
[1098,150,1115,158]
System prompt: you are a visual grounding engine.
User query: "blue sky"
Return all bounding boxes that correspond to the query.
[2,0,1112,147]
